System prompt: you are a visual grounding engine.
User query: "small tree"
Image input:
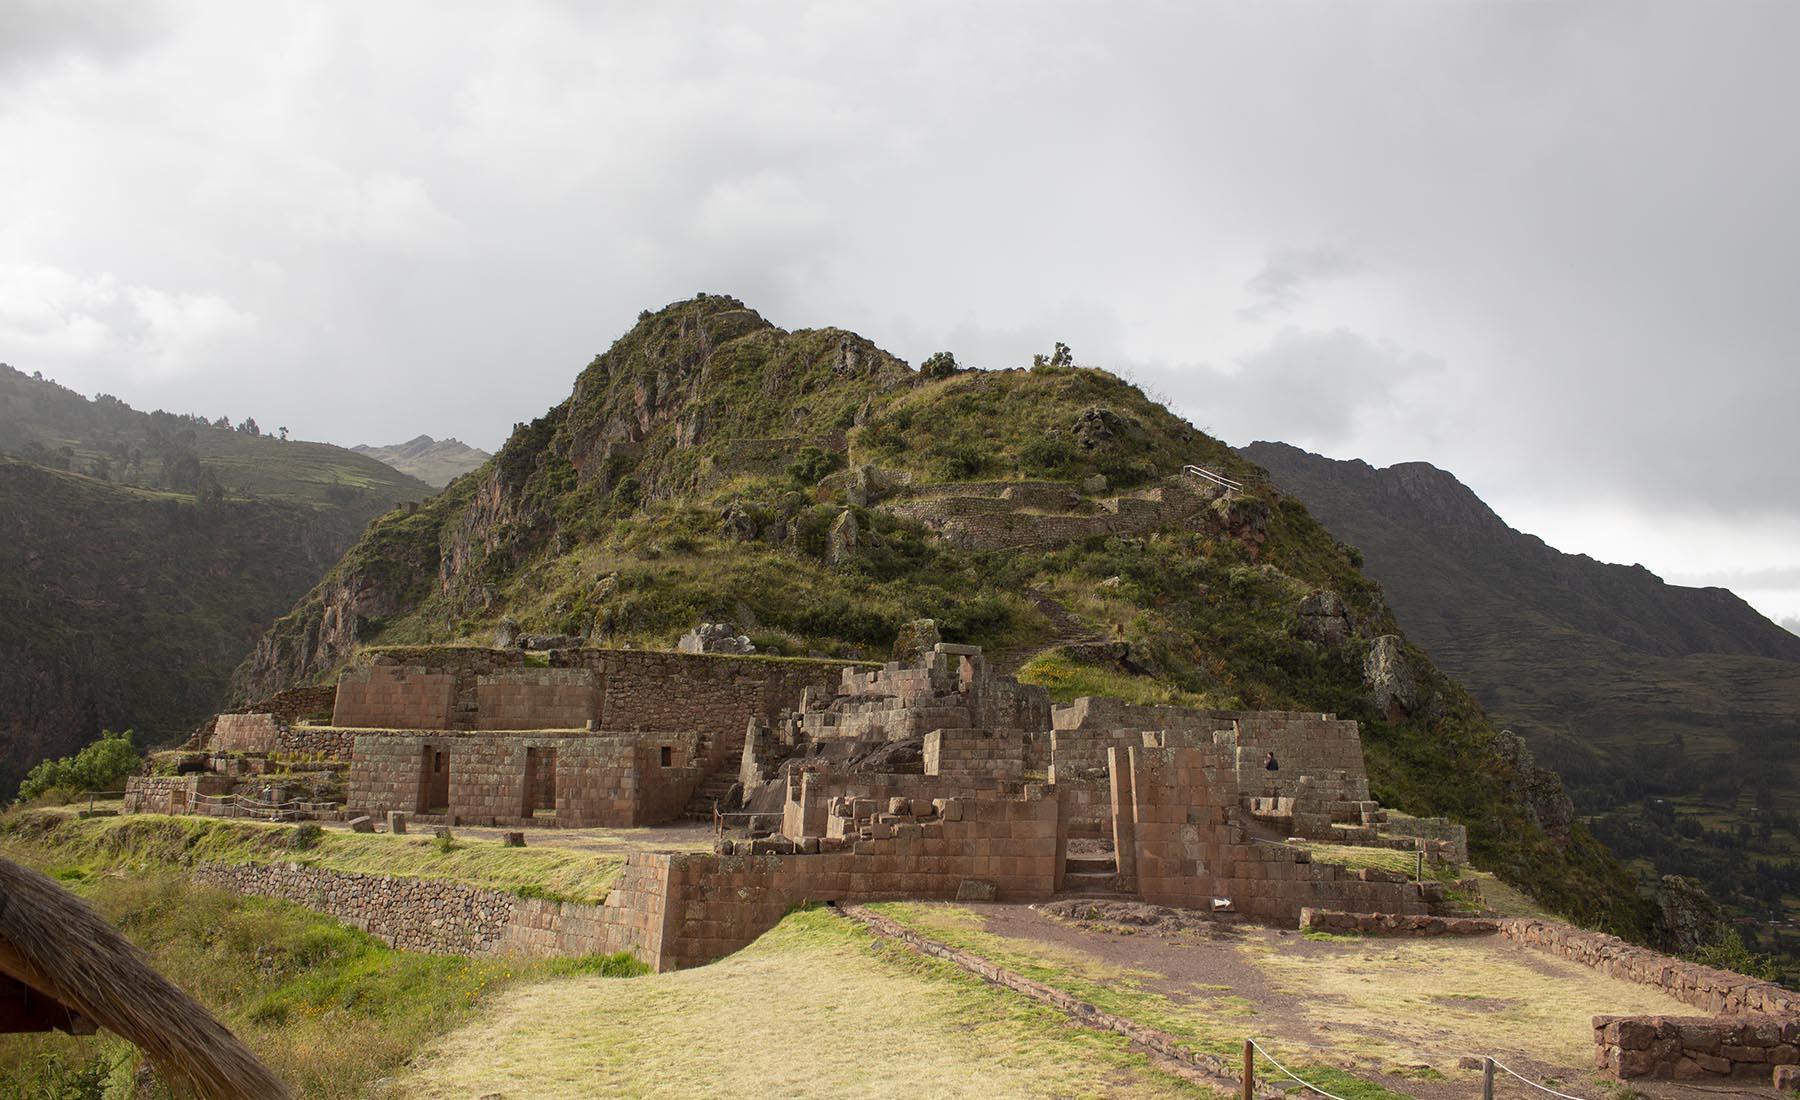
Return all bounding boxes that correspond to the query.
[16,730,140,803]
[277,426,289,441]
[920,351,959,380]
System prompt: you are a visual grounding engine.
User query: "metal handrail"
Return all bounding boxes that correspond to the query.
[1182,464,1244,493]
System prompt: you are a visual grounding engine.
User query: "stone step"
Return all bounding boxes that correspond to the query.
[1064,853,1118,875]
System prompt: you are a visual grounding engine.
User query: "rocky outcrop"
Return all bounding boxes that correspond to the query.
[1494,730,1575,842]
[677,623,755,655]
[1363,635,1423,718]
[1650,875,1731,955]
[1295,589,1355,646]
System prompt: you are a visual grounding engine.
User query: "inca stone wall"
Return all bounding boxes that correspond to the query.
[275,725,357,760]
[1497,919,1800,1017]
[924,728,1025,780]
[346,730,706,827]
[333,648,856,771]
[211,712,281,753]
[332,665,455,729]
[658,791,1062,970]
[475,669,596,730]
[1112,744,1432,924]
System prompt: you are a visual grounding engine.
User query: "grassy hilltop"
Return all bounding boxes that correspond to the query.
[236,294,1663,943]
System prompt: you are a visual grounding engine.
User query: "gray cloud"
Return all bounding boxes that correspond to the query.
[2,1,1799,618]
[1240,247,1365,321]
[0,0,167,80]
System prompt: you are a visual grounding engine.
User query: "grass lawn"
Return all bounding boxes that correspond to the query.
[0,871,643,1098]
[397,907,1218,1099]
[0,811,628,902]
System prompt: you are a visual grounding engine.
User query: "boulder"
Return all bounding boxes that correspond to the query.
[348,816,374,834]
[677,622,756,655]
[493,616,521,648]
[1649,874,1730,955]
[826,509,859,565]
[1070,406,1143,451]
[719,502,758,542]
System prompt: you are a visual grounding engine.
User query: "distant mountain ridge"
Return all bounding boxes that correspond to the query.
[1241,440,1800,976]
[0,365,431,793]
[352,435,490,487]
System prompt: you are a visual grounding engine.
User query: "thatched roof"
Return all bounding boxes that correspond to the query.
[0,856,289,1099]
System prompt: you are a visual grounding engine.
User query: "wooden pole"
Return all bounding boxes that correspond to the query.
[1481,1057,1495,1100]
[1241,1039,1254,1100]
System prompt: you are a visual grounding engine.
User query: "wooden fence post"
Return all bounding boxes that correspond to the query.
[1481,1057,1495,1100]
[1241,1039,1254,1100]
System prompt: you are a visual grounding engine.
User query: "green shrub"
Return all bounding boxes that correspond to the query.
[288,823,324,852]
[1688,930,1781,981]
[919,351,959,379]
[786,445,839,486]
[15,730,139,803]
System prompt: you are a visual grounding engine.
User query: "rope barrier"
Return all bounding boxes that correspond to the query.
[1246,1038,1353,1100]
[1488,1058,1593,1100]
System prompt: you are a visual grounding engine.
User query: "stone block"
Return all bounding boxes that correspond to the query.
[504,831,526,847]
[348,816,374,833]
[955,878,997,902]
[386,811,407,835]
[1772,1064,1798,1089]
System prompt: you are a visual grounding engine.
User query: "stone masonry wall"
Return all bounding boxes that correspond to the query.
[211,713,281,753]
[274,725,357,760]
[346,730,706,827]
[1498,919,1800,1017]
[332,666,455,729]
[188,859,676,968]
[924,728,1025,780]
[661,792,1062,970]
[1594,1015,1799,1081]
[1115,745,1431,924]
[474,669,598,730]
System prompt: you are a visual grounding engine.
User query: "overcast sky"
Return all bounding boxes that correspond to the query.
[4,1,1798,625]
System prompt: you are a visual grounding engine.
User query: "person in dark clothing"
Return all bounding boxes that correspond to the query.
[1262,751,1280,800]
[1263,751,1279,771]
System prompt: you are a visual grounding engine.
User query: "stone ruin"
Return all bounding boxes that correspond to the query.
[147,638,1470,964]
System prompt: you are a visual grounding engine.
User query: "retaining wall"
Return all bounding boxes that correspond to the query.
[188,859,673,965]
[1594,1014,1799,1082]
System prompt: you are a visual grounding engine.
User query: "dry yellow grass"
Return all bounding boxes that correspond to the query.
[1245,935,1693,1074]
[395,908,1213,1100]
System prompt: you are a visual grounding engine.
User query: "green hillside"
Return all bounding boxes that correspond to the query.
[0,367,433,792]
[237,294,1667,945]
[1241,441,1800,980]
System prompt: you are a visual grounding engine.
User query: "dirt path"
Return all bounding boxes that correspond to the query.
[950,903,1783,1100]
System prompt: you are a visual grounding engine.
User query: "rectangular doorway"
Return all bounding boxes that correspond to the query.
[418,744,451,814]
[523,746,557,819]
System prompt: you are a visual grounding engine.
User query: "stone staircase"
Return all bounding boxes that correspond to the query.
[1060,846,1131,897]
[682,769,740,822]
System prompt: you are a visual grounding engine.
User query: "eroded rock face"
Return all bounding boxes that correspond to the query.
[826,509,859,565]
[1363,634,1422,717]
[1295,589,1356,646]
[720,502,758,542]
[1650,874,1730,955]
[1494,729,1575,842]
